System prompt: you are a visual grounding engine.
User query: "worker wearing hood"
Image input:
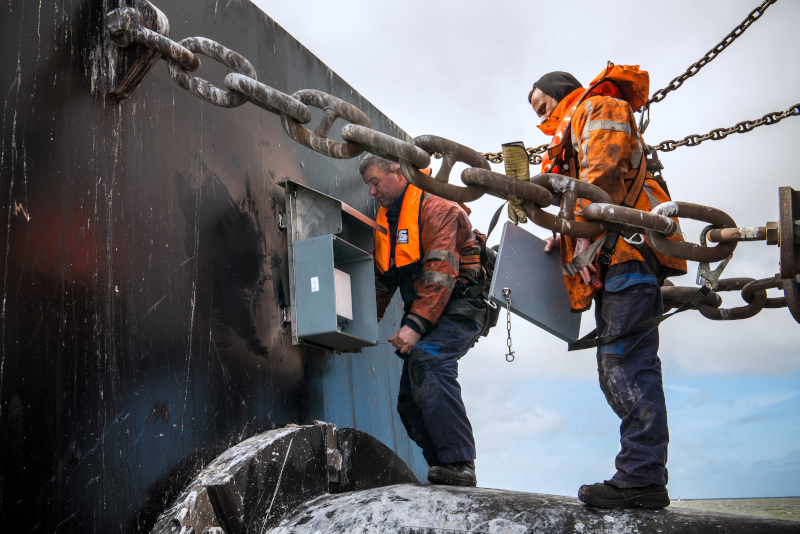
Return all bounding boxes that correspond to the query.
[530,65,686,509]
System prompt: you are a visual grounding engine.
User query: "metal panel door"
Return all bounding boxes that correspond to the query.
[488,222,581,342]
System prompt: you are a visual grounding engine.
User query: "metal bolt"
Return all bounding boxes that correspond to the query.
[766,221,779,245]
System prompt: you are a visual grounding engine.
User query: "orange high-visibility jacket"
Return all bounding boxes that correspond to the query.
[374,184,482,333]
[543,65,687,312]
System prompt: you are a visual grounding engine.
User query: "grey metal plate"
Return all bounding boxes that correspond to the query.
[488,222,581,343]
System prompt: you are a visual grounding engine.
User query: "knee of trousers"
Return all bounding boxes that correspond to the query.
[598,347,641,419]
[407,349,442,410]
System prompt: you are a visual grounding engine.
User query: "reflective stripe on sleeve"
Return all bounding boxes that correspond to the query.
[422,249,458,270]
[419,270,456,290]
[586,119,631,135]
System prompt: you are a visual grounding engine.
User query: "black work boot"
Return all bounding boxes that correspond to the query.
[427,461,477,487]
[578,478,670,509]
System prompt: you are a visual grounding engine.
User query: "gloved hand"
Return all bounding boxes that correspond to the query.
[507,194,528,224]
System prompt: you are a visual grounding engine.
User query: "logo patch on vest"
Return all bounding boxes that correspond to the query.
[397,229,409,244]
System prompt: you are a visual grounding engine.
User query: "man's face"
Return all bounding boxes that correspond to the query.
[530,87,559,124]
[362,165,407,208]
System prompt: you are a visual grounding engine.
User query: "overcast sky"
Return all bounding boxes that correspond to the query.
[252,0,800,499]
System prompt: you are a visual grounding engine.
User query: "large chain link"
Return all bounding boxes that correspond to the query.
[105,2,800,327]
[647,0,778,106]
[652,103,800,152]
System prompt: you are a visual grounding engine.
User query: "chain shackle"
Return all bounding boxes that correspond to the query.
[168,37,255,107]
[461,168,553,207]
[582,203,680,236]
[340,125,430,168]
[646,202,738,262]
[522,174,612,238]
[698,278,767,320]
[224,74,312,123]
[399,136,490,203]
[280,90,372,159]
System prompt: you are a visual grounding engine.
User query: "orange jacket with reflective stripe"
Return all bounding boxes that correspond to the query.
[374,184,482,331]
[543,65,687,311]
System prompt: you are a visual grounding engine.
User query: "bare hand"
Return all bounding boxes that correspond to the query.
[574,237,597,286]
[388,325,422,355]
[544,235,561,253]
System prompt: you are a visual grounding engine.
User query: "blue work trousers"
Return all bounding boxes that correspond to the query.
[397,313,481,467]
[595,261,669,486]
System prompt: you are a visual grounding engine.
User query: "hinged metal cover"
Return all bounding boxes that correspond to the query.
[488,222,581,343]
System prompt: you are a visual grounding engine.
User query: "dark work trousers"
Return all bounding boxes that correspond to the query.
[397,313,481,467]
[594,260,669,486]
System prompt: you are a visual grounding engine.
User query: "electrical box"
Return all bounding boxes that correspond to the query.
[279,180,383,351]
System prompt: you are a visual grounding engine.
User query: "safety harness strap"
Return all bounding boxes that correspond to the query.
[568,286,711,351]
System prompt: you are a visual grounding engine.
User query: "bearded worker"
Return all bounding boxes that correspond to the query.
[360,153,489,487]
[531,66,687,508]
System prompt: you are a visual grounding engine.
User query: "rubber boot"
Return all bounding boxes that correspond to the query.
[427,461,477,487]
[578,478,670,509]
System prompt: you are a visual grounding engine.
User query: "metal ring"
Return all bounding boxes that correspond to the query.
[399,135,489,203]
[280,89,372,159]
[740,274,786,309]
[461,168,553,206]
[340,124,430,168]
[168,37,256,107]
[224,73,312,123]
[698,278,767,320]
[646,202,738,263]
[583,203,680,236]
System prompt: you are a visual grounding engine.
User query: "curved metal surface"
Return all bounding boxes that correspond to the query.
[461,168,554,206]
[400,135,489,203]
[280,89,372,159]
[268,483,800,534]
[0,1,426,531]
[168,36,256,107]
[647,202,737,262]
[699,278,767,321]
[150,423,418,534]
[341,124,431,168]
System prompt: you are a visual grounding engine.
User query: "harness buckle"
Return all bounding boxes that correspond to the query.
[623,233,645,245]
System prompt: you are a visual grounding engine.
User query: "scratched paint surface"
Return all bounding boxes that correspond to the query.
[0,0,424,531]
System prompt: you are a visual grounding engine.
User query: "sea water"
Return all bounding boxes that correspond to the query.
[670,497,800,522]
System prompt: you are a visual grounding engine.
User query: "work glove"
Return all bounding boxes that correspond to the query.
[502,142,531,225]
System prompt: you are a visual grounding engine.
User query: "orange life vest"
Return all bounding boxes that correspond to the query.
[375,183,424,274]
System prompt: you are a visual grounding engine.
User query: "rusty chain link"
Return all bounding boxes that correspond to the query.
[647,0,778,107]
[105,1,800,327]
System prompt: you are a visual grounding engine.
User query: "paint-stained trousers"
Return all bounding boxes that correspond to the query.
[397,313,481,467]
[595,261,669,486]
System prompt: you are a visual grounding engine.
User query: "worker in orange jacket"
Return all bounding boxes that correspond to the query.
[360,153,489,487]
[531,65,687,509]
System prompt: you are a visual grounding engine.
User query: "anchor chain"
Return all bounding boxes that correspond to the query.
[104,1,800,327]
